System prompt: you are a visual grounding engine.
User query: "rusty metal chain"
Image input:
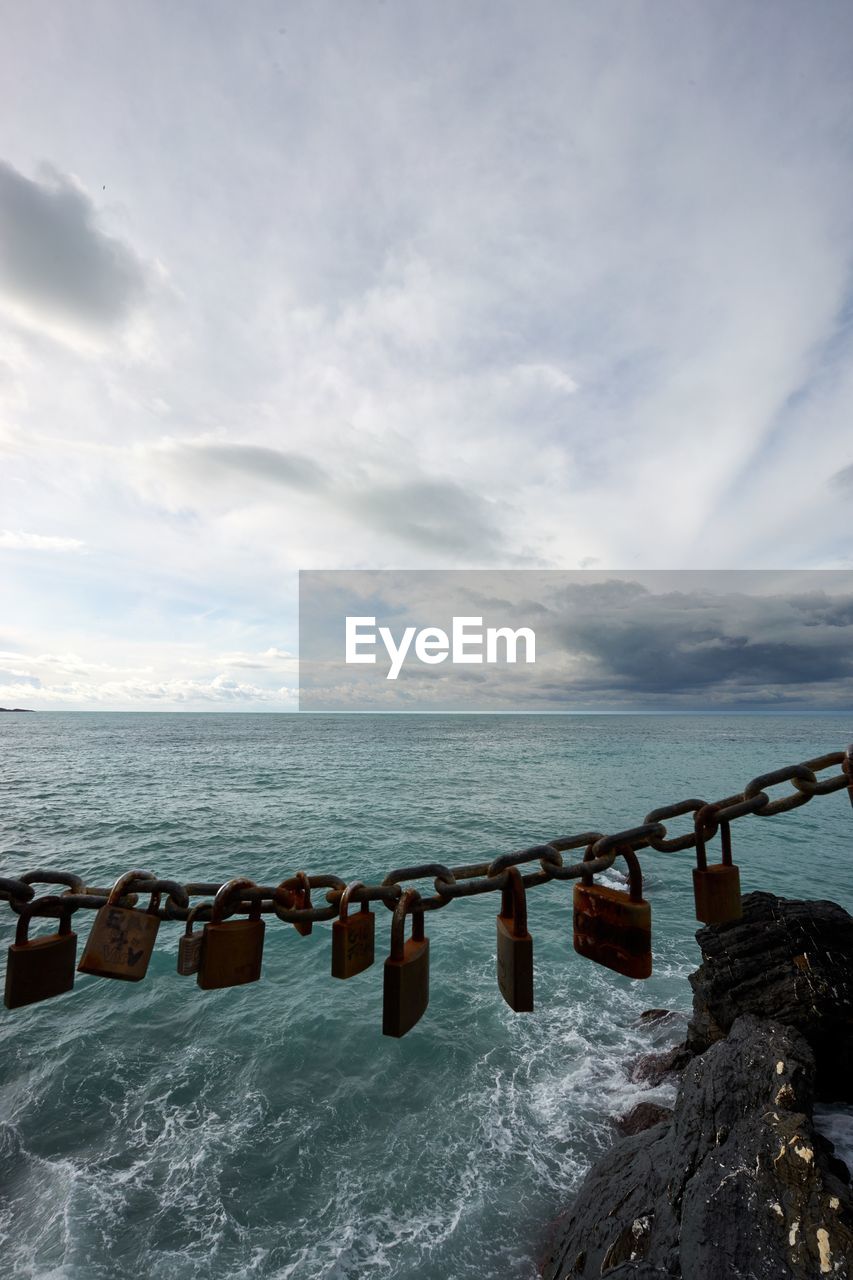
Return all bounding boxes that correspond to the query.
[1,746,851,926]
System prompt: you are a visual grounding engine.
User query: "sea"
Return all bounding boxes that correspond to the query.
[1,713,852,1279]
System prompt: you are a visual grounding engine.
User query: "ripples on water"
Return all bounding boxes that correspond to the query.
[1,714,851,1278]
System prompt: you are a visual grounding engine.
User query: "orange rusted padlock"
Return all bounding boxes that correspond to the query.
[331,880,375,979]
[382,890,429,1038]
[692,804,742,925]
[78,871,161,982]
[496,867,533,1012]
[573,844,652,979]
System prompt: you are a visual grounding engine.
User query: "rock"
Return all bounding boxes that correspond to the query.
[634,1009,686,1028]
[614,1101,673,1136]
[629,1043,692,1087]
[687,892,853,1099]
[636,1009,673,1024]
[540,1016,853,1279]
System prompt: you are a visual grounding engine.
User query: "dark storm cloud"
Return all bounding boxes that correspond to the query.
[545,583,853,695]
[0,160,148,330]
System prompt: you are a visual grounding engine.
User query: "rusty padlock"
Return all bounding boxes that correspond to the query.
[78,871,161,982]
[496,867,533,1012]
[382,889,429,1038]
[197,879,265,990]
[291,872,314,938]
[177,903,210,976]
[331,881,375,979]
[5,897,77,1009]
[692,803,742,925]
[573,844,652,979]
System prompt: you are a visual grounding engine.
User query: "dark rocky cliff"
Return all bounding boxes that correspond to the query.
[540,893,853,1279]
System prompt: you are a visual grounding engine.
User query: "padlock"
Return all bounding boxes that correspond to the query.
[291,872,313,938]
[382,889,429,1038]
[573,844,652,979]
[78,871,161,982]
[197,878,265,990]
[496,867,533,1012]
[331,881,375,979]
[692,805,742,925]
[177,903,210,976]
[5,897,77,1009]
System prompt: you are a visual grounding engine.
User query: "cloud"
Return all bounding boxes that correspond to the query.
[349,477,507,559]
[552,585,853,696]
[0,674,297,708]
[181,443,330,492]
[128,437,508,560]
[210,647,295,669]
[0,530,84,552]
[0,159,150,339]
[0,644,299,710]
[830,461,853,490]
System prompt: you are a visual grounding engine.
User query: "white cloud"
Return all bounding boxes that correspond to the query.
[0,675,297,709]
[0,530,84,552]
[0,644,299,710]
[210,648,295,669]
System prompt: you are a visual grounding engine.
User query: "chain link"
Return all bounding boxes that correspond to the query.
[1,747,850,926]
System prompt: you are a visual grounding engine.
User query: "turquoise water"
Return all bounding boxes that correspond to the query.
[1,713,851,1279]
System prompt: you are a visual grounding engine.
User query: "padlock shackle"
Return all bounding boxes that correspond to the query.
[339,881,370,921]
[499,867,528,937]
[14,895,74,946]
[107,870,161,915]
[390,889,424,961]
[618,845,645,903]
[693,803,731,871]
[185,901,213,935]
[582,842,644,903]
[211,878,260,925]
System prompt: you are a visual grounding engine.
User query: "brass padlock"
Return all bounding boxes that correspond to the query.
[177,903,209,976]
[573,844,652,979]
[78,871,161,982]
[331,880,375,979]
[197,879,265,990]
[5,897,77,1009]
[383,889,429,1038]
[496,867,533,1012]
[692,804,742,925]
[291,872,313,938]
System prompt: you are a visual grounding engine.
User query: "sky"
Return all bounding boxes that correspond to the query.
[1,1,853,710]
